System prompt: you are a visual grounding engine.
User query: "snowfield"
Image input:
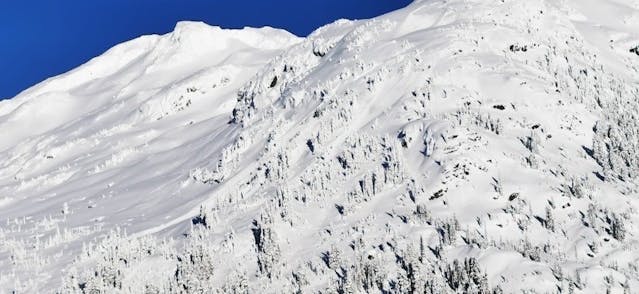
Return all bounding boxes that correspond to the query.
[1,0,638,293]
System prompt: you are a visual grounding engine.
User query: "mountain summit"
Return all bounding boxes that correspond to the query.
[1,0,638,292]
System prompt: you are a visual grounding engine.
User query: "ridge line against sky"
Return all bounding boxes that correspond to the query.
[0,0,411,101]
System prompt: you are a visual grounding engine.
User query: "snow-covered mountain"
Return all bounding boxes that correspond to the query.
[1,0,638,292]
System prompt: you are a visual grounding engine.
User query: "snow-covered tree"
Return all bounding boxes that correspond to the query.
[252,210,281,279]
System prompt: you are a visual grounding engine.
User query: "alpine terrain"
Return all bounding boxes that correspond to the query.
[1,0,638,292]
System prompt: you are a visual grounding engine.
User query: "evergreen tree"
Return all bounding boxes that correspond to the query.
[545,206,555,232]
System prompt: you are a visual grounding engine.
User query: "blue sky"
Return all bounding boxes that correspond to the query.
[0,0,411,100]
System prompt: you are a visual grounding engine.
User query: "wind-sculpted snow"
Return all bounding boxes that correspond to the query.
[1,0,638,293]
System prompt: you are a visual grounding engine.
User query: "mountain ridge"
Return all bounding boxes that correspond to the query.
[1,0,638,292]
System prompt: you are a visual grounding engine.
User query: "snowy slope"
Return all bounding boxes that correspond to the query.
[1,0,639,293]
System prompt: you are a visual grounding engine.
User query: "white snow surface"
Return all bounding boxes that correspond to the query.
[1,0,639,293]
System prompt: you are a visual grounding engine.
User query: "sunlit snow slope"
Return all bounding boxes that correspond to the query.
[1,0,638,293]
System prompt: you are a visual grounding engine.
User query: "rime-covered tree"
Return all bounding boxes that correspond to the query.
[252,209,281,279]
[545,206,555,232]
[444,258,490,294]
[173,228,216,292]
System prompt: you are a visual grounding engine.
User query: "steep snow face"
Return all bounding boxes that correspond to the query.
[1,0,639,293]
[0,21,300,291]
[0,21,300,152]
